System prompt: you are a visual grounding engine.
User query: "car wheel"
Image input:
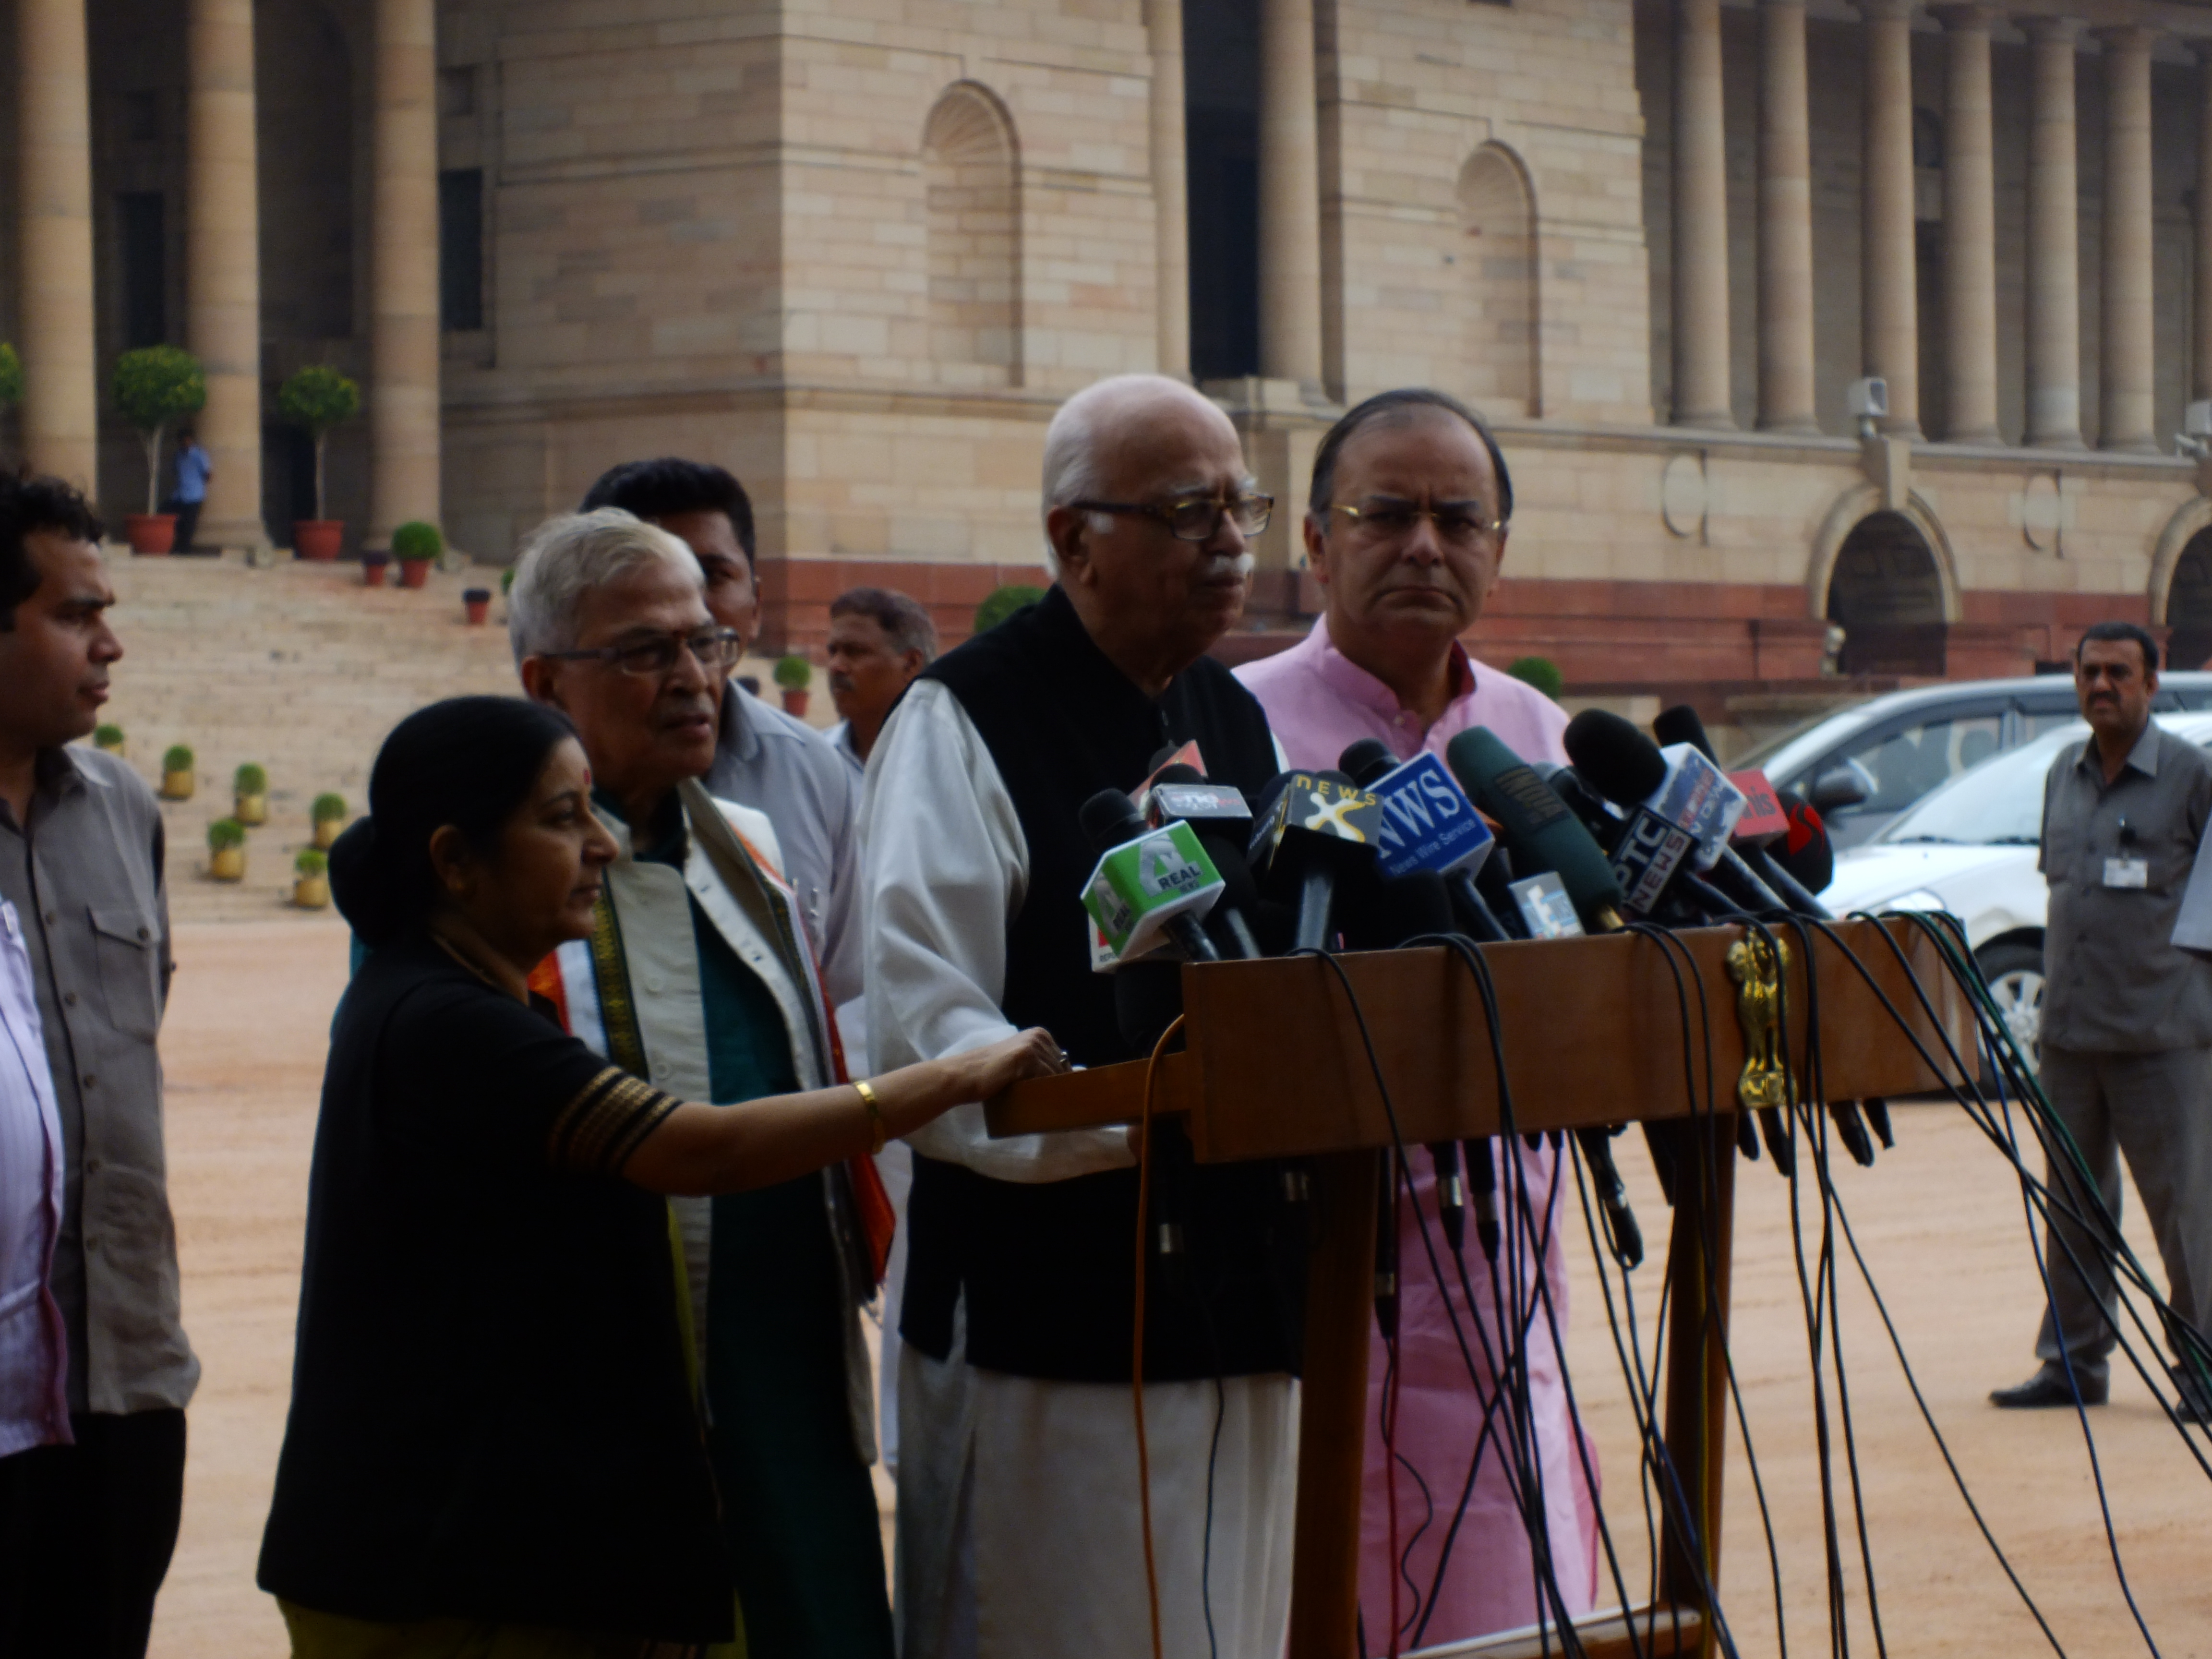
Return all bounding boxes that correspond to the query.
[1975,940,2044,1087]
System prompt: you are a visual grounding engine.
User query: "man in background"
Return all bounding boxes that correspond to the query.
[824,587,936,772]
[168,433,209,554]
[1236,387,1599,1647]
[1993,622,2212,1422]
[0,473,197,1657]
[581,458,862,1004]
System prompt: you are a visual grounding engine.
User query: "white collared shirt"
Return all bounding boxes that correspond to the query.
[0,897,69,1454]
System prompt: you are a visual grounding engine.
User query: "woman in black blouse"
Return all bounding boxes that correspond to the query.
[257,697,1061,1658]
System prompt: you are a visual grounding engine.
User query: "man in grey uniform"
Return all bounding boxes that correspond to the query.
[1992,621,2212,1421]
[581,459,862,1004]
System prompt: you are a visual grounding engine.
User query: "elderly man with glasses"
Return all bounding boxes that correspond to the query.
[1235,389,1600,1649]
[512,509,898,1659]
[860,375,1301,1659]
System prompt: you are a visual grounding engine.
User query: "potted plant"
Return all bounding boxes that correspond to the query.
[500,565,516,596]
[1506,656,1564,699]
[0,342,21,442]
[361,548,390,587]
[774,654,812,718]
[234,762,269,826]
[392,521,442,590]
[277,365,361,559]
[160,744,195,801]
[463,586,492,625]
[974,584,1044,635]
[112,346,207,556]
[311,792,348,850]
[207,817,246,882]
[93,723,125,757]
[293,847,331,909]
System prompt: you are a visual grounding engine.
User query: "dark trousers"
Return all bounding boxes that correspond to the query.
[162,498,203,552]
[0,1408,187,1659]
[2035,1045,2212,1393]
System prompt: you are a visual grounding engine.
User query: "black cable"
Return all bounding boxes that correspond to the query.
[1201,1373,1225,1659]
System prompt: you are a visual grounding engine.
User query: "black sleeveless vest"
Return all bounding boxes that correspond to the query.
[902,586,1306,1382]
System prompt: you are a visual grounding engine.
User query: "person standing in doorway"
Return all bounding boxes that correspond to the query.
[168,433,210,555]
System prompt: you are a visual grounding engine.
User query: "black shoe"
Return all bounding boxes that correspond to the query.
[1990,1364,2107,1409]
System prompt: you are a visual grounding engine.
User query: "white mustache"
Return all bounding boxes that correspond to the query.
[1200,553,1255,582]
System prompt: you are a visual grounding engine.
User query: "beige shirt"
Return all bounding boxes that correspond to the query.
[2040,721,2212,1053]
[0,746,197,1416]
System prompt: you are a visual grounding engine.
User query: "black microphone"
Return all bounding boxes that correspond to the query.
[1650,706,1884,1164]
[1772,787,1836,895]
[1078,789,1221,964]
[1653,705,1835,920]
[1339,739,1515,944]
[1247,769,1384,952]
[1443,728,1645,1269]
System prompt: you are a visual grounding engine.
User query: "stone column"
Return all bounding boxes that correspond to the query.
[1757,0,1816,432]
[1935,6,1999,442]
[1147,0,1190,378]
[2099,27,2157,453]
[1672,0,1733,427]
[2198,51,2212,404]
[2025,18,2083,448]
[16,0,97,489]
[1858,0,1919,436]
[1256,0,1323,388]
[369,0,441,543]
[186,0,267,549]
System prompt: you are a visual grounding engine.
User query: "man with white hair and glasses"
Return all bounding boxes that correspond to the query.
[510,509,898,1659]
[861,375,1302,1659]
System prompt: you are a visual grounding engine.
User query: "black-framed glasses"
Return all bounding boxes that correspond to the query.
[541,627,743,678]
[1070,492,1274,541]
[1327,497,1504,547]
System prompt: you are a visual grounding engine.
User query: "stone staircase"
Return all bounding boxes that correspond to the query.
[91,552,826,924]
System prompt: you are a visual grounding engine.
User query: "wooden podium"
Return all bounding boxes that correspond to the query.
[987,916,1974,1659]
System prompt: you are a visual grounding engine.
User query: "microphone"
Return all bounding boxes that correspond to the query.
[1078,789,1223,967]
[1534,761,1746,927]
[1651,707,1882,1163]
[1652,705,1835,920]
[1563,710,1788,916]
[1772,788,1836,895]
[1247,769,1384,952]
[1442,728,1645,1269]
[1339,739,1514,944]
[1148,765,1264,958]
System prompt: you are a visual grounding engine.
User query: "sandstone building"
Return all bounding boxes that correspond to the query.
[11,0,2212,695]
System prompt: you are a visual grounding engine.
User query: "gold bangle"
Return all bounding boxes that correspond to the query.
[854,1078,888,1154]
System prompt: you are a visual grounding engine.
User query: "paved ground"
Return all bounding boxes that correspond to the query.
[146,921,2209,1657]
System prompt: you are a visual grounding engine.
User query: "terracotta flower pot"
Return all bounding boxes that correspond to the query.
[160,769,194,801]
[125,514,177,556]
[781,687,810,719]
[313,819,341,851]
[235,793,268,826]
[209,846,246,882]
[362,553,389,588]
[294,520,344,561]
[463,588,492,625]
[398,557,433,590]
[293,875,331,910]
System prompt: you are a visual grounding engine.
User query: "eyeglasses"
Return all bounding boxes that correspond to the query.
[1070,493,1274,541]
[541,627,743,677]
[1326,497,1505,547]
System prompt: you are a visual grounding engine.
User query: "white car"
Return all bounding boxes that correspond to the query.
[1820,711,2212,1062]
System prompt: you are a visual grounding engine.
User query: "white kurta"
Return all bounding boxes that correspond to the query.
[860,678,1298,1659]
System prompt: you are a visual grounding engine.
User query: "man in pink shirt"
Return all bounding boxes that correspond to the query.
[1237,389,1600,1649]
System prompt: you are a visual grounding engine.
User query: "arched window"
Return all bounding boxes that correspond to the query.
[1455,145,1538,418]
[1827,511,1948,676]
[922,85,1020,386]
